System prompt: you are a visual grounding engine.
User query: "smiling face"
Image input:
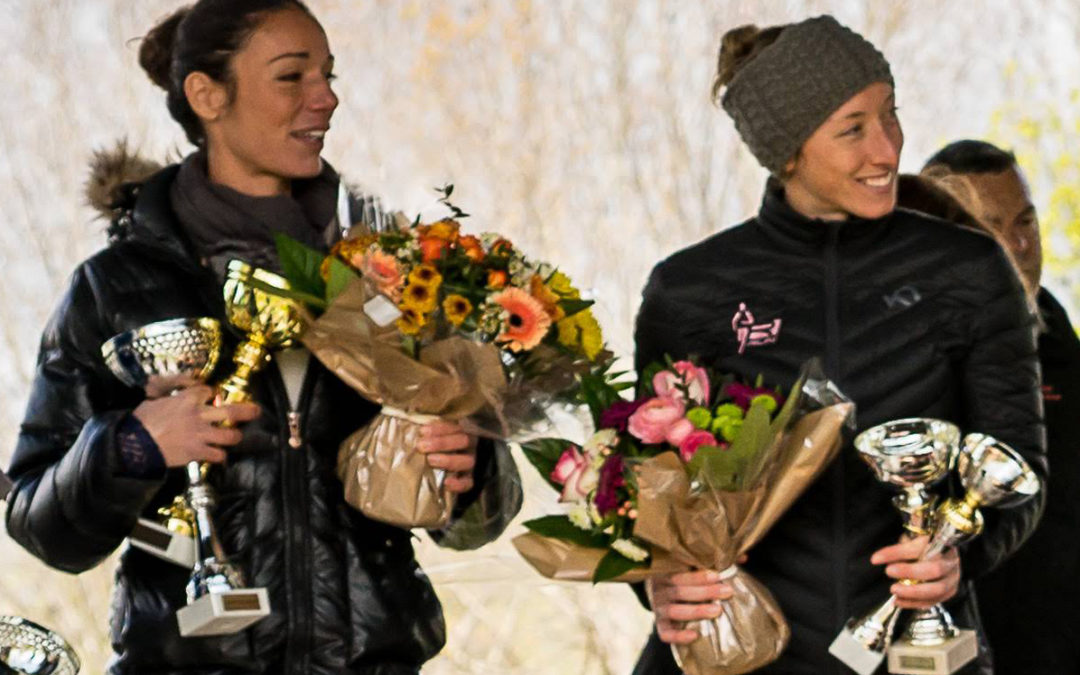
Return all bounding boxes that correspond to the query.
[782,82,904,221]
[197,7,338,196]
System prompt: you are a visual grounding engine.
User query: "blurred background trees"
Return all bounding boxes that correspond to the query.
[1,1,1076,672]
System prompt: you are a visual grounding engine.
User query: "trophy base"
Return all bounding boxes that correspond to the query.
[887,629,978,674]
[176,588,270,637]
[129,518,196,568]
[829,627,886,675]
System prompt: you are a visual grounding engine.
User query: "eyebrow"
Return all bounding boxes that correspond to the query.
[268,51,310,64]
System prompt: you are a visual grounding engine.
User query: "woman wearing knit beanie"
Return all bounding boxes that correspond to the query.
[631,15,1044,675]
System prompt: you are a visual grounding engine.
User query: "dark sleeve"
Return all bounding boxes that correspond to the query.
[428,438,523,551]
[957,246,1047,579]
[4,265,164,573]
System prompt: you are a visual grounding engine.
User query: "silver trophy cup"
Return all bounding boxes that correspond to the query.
[829,418,958,675]
[102,317,270,637]
[886,434,1040,674]
[0,616,80,675]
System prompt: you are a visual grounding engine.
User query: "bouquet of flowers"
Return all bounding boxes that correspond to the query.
[514,358,854,675]
[266,186,609,529]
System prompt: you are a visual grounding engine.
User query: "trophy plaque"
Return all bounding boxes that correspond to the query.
[0,615,80,675]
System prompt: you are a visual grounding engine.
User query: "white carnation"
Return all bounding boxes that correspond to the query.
[568,505,592,531]
[611,538,649,562]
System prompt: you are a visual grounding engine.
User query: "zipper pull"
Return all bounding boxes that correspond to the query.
[287,411,303,449]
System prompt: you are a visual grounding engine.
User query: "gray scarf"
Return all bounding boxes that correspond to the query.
[170,151,341,282]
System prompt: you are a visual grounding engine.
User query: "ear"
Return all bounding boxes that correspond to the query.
[184,71,229,123]
[782,154,798,178]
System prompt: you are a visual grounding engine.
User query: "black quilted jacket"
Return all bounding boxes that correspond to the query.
[5,165,480,674]
[632,184,1047,675]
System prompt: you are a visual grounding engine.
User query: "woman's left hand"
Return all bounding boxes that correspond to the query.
[871,535,961,609]
[417,420,477,494]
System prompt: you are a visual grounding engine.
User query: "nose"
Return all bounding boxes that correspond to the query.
[867,121,902,167]
[309,79,338,114]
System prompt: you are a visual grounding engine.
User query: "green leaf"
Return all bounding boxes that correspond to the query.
[559,298,595,319]
[593,548,647,583]
[687,444,742,491]
[243,276,327,311]
[523,515,607,548]
[274,233,327,298]
[325,257,359,303]
[520,437,578,492]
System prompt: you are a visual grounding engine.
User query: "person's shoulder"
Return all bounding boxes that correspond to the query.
[651,218,757,281]
[892,207,1001,257]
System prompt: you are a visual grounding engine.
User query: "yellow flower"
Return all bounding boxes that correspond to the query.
[408,263,443,288]
[529,274,565,322]
[557,309,604,360]
[421,218,461,242]
[400,281,439,313]
[442,294,473,326]
[546,271,579,299]
[396,307,426,335]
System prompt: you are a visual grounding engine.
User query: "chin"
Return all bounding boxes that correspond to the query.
[848,196,897,220]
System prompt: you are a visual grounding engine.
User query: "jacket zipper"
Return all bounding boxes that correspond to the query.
[275,357,317,674]
[824,224,847,674]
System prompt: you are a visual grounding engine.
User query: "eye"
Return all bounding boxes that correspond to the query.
[276,72,302,83]
[839,123,863,138]
[325,72,338,83]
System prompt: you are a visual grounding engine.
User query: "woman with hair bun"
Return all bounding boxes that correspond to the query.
[632,15,1044,675]
[3,1,517,672]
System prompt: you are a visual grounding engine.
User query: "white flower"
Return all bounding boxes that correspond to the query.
[568,505,592,531]
[611,538,649,562]
[584,429,618,460]
[588,501,604,525]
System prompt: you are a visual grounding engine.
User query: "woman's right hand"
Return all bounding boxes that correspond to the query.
[132,384,261,467]
[647,570,734,645]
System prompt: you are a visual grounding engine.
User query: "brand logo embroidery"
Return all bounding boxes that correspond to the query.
[883,285,921,310]
[732,303,781,355]
[1042,384,1062,403]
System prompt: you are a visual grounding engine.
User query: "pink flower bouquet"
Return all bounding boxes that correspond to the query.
[514,359,855,675]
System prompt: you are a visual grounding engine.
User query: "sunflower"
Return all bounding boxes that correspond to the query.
[408,263,443,288]
[396,307,427,336]
[401,281,439,314]
[491,287,552,352]
[557,309,604,360]
[442,294,474,327]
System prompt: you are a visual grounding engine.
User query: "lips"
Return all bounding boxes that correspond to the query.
[291,127,328,149]
[856,171,895,192]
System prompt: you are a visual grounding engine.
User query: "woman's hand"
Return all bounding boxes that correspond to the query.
[417,420,477,494]
[647,570,734,645]
[871,535,961,609]
[132,384,261,467]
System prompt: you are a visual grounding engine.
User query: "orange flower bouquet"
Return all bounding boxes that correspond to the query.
[267,186,610,529]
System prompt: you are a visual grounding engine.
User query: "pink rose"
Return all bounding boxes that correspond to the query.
[653,361,711,406]
[550,445,598,503]
[360,250,405,301]
[665,418,695,447]
[628,396,686,445]
[679,430,719,462]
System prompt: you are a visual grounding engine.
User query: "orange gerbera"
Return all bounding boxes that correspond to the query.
[419,236,450,263]
[491,287,552,352]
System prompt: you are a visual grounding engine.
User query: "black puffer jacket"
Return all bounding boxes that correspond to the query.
[5,161,507,674]
[632,185,1046,675]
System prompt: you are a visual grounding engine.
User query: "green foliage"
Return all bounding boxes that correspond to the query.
[689,396,773,491]
[523,515,607,548]
[325,257,359,304]
[593,549,647,583]
[274,233,327,299]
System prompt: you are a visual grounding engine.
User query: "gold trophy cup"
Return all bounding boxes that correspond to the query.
[102,317,222,569]
[174,260,305,637]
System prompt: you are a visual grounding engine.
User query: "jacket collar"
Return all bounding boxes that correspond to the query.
[753,178,894,248]
[128,164,203,271]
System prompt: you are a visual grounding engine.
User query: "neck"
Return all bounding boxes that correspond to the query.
[205,144,290,197]
[782,182,849,222]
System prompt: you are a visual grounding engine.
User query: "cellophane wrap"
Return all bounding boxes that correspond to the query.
[632,372,854,675]
[301,279,508,529]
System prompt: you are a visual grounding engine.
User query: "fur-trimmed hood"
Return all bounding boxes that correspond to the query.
[84,140,163,218]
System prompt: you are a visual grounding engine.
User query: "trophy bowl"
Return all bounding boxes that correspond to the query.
[854,418,958,488]
[956,433,1040,509]
[0,615,80,675]
[223,260,304,349]
[101,317,222,389]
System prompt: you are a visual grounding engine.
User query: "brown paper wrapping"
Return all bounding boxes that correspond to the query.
[302,279,508,529]
[511,531,686,583]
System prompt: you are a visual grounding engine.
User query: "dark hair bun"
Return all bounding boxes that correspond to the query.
[712,24,784,102]
[138,7,190,91]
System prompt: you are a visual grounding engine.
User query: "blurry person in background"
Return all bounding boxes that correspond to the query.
[2,1,518,673]
[920,140,1080,675]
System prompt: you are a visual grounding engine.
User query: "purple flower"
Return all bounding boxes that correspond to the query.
[723,382,784,411]
[600,398,648,432]
[593,455,626,515]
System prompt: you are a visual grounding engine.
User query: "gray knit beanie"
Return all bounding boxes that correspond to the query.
[720,15,894,175]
